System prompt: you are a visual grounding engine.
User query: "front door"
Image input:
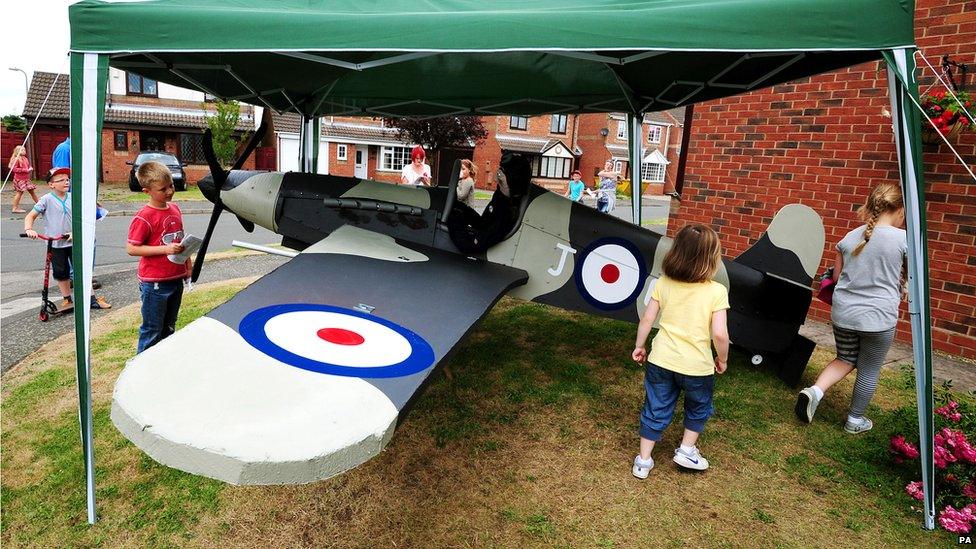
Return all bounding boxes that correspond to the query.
[34,127,69,176]
[354,148,367,179]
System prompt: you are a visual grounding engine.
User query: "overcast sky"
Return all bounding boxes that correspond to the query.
[0,0,75,117]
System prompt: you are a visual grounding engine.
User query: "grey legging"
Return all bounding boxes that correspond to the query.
[832,325,896,418]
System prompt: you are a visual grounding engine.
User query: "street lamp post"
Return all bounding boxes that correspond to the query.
[9,67,29,104]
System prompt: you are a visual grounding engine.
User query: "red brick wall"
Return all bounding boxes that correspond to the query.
[98,128,255,184]
[673,0,976,358]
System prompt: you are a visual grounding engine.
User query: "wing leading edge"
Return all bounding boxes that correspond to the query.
[112,226,528,485]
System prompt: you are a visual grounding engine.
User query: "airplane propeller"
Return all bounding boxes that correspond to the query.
[192,121,267,282]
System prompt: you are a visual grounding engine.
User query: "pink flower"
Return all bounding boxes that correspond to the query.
[964,482,976,499]
[938,428,976,464]
[935,445,957,469]
[939,505,974,534]
[890,435,921,463]
[936,401,960,420]
[906,480,925,501]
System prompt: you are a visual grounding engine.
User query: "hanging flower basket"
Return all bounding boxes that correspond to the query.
[920,90,974,145]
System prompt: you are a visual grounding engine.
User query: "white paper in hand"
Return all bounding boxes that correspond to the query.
[168,234,203,264]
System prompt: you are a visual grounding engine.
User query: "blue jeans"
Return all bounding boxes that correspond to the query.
[639,362,715,441]
[138,280,184,353]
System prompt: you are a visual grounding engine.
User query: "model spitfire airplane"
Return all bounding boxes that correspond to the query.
[112,128,824,485]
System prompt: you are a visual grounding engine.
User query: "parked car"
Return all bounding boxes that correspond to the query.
[127,152,187,192]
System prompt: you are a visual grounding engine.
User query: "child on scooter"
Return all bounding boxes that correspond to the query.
[24,168,111,312]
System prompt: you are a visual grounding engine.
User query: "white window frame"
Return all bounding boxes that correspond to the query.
[616,120,627,139]
[535,156,572,179]
[336,144,348,161]
[510,116,528,130]
[379,145,412,172]
[647,124,662,144]
[641,161,666,183]
[550,114,567,134]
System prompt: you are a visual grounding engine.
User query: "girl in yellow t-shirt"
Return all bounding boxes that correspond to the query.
[631,223,730,477]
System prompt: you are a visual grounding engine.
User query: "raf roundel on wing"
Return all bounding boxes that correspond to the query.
[239,304,436,378]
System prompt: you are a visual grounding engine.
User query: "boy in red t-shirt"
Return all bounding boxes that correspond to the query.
[126,161,191,352]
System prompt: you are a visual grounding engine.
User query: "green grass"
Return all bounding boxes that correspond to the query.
[97,182,206,203]
[0,290,961,547]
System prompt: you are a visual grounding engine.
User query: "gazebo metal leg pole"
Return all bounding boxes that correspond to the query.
[628,112,644,227]
[885,48,935,531]
[69,51,108,525]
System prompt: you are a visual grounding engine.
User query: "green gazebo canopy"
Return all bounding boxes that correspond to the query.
[66,0,933,530]
[70,0,916,117]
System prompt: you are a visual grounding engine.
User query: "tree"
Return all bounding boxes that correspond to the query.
[382,116,488,153]
[203,99,248,167]
[2,115,28,133]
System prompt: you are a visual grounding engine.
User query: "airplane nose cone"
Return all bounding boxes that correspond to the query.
[198,174,218,204]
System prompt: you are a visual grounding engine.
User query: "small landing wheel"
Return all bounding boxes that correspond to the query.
[751,354,764,366]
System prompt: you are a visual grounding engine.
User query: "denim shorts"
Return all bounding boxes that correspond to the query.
[638,362,715,441]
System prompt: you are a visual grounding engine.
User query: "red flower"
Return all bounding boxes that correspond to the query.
[964,482,976,499]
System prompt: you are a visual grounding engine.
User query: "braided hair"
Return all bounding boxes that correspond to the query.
[852,183,903,256]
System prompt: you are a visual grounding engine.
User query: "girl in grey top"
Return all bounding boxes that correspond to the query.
[795,183,906,435]
[456,159,478,209]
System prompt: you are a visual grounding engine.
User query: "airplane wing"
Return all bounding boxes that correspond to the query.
[112,225,528,485]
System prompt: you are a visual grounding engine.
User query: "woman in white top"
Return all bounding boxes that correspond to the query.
[400,145,432,186]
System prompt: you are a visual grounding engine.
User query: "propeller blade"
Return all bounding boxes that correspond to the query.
[237,215,255,233]
[191,202,223,283]
[193,130,228,283]
[202,129,227,187]
[232,120,268,170]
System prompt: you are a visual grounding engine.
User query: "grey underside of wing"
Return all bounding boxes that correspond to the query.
[207,231,528,409]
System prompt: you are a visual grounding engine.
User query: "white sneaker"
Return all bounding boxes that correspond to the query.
[795,387,821,423]
[632,455,654,479]
[673,446,709,471]
[844,416,873,434]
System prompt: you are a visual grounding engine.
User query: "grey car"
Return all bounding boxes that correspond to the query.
[127,152,187,192]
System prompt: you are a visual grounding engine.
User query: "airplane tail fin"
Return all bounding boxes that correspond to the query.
[733,204,825,287]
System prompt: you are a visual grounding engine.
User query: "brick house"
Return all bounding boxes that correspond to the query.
[272,111,685,194]
[273,114,416,185]
[576,110,685,195]
[21,70,255,184]
[671,0,976,358]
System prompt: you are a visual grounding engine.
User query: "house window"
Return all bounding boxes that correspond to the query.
[379,145,412,171]
[179,133,206,164]
[550,114,567,134]
[126,72,158,97]
[616,120,627,139]
[647,125,662,144]
[534,156,572,179]
[114,131,128,151]
[614,160,625,173]
[337,144,348,161]
[641,162,666,183]
[510,116,528,131]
